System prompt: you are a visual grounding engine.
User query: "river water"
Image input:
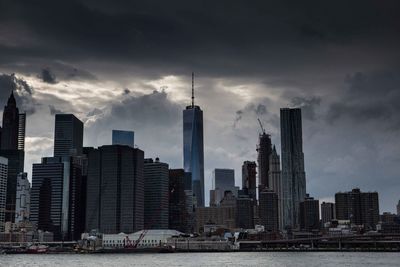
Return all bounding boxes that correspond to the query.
[1,252,399,266]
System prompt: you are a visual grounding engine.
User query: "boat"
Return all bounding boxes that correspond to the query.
[27,244,49,254]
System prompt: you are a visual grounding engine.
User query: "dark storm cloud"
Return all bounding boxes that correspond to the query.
[0,0,399,78]
[40,68,57,84]
[290,96,321,120]
[234,102,269,128]
[86,89,181,135]
[84,89,182,167]
[327,69,400,129]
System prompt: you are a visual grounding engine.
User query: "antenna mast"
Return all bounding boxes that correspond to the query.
[191,72,194,107]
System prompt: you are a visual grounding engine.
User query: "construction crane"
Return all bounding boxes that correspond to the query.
[257,118,266,134]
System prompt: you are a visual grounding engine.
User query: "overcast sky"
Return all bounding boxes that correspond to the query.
[0,0,399,211]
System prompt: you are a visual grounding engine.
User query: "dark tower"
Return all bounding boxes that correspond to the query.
[0,91,25,223]
[257,132,272,191]
[54,114,84,157]
[280,108,306,229]
[1,92,19,150]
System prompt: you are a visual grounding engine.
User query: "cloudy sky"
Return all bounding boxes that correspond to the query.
[0,0,399,211]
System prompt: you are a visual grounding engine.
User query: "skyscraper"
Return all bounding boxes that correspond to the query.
[335,188,379,229]
[257,132,272,191]
[183,73,204,207]
[210,169,238,206]
[242,161,257,202]
[85,145,144,234]
[0,92,26,223]
[112,130,134,147]
[236,192,254,229]
[1,91,20,150]
[280,108,306,230]
[0,149,24,223]
[54,114,84,157]
[259,189,279,232]
[144,158,169,229]
[321,202,336,225]
[169,169,190,233]
[0,157,8,232]
[30,157,84,240]
[299,194,320,231]
[268,146,283,230]
[212,169,235,190]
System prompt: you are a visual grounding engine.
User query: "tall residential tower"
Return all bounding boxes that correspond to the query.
[280,108,306,230]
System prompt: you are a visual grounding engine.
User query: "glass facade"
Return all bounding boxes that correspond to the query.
[112,130,134,147]
[54,114,84,157]
[280,108,306,230]
[183,105,204,207]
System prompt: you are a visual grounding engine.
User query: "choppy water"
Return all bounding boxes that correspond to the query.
[1,252,400,267]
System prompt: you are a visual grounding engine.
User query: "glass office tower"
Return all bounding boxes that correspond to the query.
[183,105,204,207]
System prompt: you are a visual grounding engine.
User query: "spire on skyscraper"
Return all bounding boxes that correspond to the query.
[7,90,16,106]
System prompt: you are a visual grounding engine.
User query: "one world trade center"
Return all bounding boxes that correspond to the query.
[183,73,204,207]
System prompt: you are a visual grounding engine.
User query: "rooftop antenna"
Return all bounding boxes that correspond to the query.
[191,72,194,107]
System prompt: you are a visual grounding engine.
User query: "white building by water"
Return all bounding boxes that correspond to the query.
[102,229,182,248]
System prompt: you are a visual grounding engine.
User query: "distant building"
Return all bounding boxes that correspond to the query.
[30,157,85,240]
[0,92,26,223]
[112,130,134,147]
[380,212,398,224]
[210,168,238,206]
[280,108,306,229]
[144,158,169,230]
[0,149,24,223]
[85,145,144,234]
[212,169,235,189]
[257,132,272,191]
[236,192,254,229]
[241,161,257,202]
[259,189,279,232]
[321,202,336,225]
[0,157,8,231]
[183,74,204,207]
[299,194,320,231]
[15,172,30,223]
[335,188,379,229]
[54,114,84,157]
[268,146,282,230]
[196,192,237,233]
[169,169,190,233]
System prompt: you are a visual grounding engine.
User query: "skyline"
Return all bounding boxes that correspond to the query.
[0,0,399,214]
